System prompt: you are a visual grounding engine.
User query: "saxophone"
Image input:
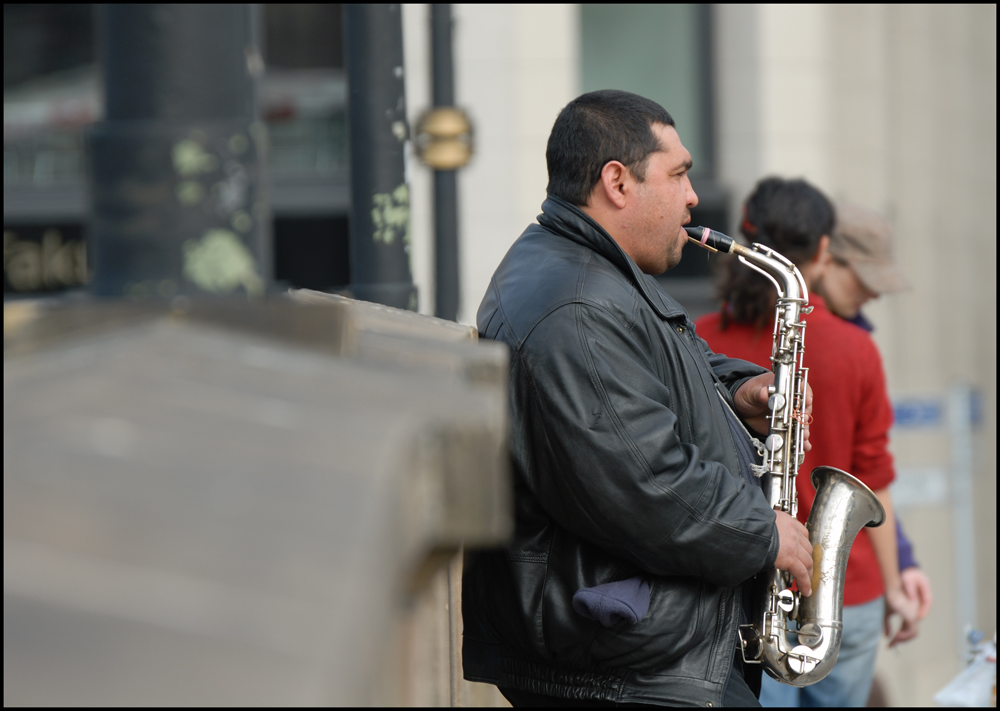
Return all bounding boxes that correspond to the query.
[685,226,886,686]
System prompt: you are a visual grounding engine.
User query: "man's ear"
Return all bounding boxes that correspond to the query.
[598,161,629,209]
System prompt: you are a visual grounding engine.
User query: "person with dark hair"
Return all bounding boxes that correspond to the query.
[694,180,926,707]
[462,90,815,707]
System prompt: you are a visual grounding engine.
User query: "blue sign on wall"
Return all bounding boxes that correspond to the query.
[893,400,944,428]
[892,389,984,429]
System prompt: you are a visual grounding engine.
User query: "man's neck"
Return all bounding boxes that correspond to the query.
[579,202,624,251]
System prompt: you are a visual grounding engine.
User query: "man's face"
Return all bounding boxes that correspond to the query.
[820,259,879,318]
[627,124,699,274]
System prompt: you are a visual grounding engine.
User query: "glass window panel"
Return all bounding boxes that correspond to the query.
[4,4,95,90]
[263,4,343,70]
[581,4,708,175]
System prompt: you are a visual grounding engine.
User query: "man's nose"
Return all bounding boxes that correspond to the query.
[685,177,699,208]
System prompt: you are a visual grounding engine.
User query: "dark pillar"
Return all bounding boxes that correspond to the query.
[431,4,460,321]
[344,4,417,310]
[88,5,268,299]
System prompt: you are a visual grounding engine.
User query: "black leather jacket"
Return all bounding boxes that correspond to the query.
[463,196,780,706]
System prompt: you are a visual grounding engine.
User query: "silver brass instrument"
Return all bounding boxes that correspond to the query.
[685,226,885,686]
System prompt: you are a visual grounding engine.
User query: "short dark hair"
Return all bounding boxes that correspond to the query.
[546,90,675,206]
[718,177,835,329]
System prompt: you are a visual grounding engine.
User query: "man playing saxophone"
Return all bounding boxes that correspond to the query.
[462,90,814,707]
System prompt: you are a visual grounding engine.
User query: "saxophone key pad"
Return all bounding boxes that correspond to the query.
[796,622,824,648]
[777,589,796,613]
[787,645,820,676]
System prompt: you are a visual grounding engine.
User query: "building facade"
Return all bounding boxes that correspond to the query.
[405,5,995,705]
[4,5,994,705]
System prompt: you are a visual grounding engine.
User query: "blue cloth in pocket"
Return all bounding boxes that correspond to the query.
[572,576,650,628]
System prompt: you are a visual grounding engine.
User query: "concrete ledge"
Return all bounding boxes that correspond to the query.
[3,295,511,705]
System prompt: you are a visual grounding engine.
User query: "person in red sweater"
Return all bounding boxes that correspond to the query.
[694,178,925,707]
[815,203,933,642]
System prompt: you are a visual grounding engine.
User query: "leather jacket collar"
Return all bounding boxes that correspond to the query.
[537,195,688,321]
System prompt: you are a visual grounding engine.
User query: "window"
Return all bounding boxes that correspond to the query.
[4,5,96,295]
[4,5,97,194]
[4,4,94,90]
[260,5,350,290]
[581,4,711,179]
[261,4,349,190]
[3,5,353,295]
[581,5,724,317]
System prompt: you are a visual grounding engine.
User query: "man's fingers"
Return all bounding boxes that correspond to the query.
[789,564,806,595]
[884,588,921,647]
[794,564,812,597]
[773,511,814,597]
[792,524,813,596]
[798,545,813,596]
[735,373,773,418]
[901,569,934,620]
[917,589,933,619]
[889,620,919,648]
[791,559,812,597]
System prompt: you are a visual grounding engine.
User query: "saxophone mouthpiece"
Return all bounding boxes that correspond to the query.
[685,226,736,254]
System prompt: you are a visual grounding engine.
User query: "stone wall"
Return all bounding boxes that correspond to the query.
[4,291,512,705]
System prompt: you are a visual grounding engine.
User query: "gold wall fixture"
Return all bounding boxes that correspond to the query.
[415,107,474,170]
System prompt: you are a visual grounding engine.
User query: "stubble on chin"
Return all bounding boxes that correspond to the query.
[661,232,687,272]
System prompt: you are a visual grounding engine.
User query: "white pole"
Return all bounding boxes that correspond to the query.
[949,385,977,660]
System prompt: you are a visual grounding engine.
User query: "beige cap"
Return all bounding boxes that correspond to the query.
[830,203,910,295]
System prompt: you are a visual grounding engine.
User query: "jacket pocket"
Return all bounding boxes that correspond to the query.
[572,576,651,627]
[586,577,708,672]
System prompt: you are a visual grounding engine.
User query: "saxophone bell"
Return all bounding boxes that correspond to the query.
[778,466,885,685]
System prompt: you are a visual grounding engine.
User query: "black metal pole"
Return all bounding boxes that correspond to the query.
[344,4,417,310]
[430,4,460,321]
[88,5,268,299]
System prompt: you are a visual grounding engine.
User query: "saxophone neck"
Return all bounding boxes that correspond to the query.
[735,242,809,305]
[683,226,809,303]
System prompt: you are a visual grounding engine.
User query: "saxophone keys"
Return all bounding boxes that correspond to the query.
[777,589,796,613]
[796,621,824,648]
[787,645,821,676]
[738,624,764,664]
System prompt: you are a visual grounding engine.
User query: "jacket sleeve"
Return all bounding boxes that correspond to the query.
[512,302,776,586]
[697,332,770,398]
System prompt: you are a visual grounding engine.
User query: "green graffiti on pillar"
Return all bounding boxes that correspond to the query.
[182,229,263,296]
[370,183,411,246]
[172,139,218,177]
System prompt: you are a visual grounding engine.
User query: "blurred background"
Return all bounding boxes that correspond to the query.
[4,3,995,706]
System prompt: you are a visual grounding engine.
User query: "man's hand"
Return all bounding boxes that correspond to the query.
[883,567,933,647]
[773,510,814,597]
[884,583,921,647]
[901,567,934,620]
[882,568,930,648]
[734,372,813,451]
